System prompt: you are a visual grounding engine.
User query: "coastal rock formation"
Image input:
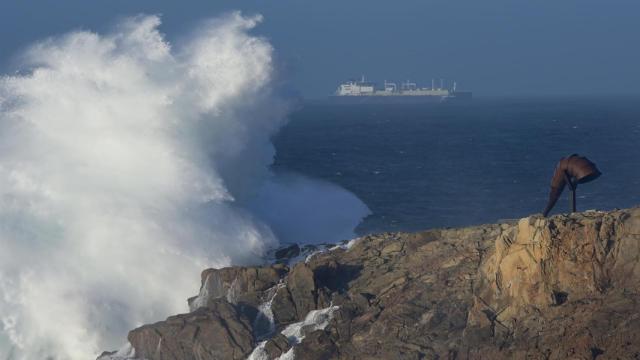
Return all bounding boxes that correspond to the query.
[465,208,640,358]
[128,300,254,360]
[187,265,287,311]
[119,207,640,359]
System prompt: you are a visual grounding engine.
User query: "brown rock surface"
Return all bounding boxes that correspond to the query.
[128,300,254,360]
[465,208,640,359]
[188,264,287,311]
[121,207,640,360]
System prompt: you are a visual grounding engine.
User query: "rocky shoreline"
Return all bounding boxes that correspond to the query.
[102,207,640,359]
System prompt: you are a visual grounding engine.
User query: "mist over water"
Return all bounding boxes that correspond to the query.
[0,13,368,359]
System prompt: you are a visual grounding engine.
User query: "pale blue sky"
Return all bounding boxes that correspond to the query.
[1,0,638,97]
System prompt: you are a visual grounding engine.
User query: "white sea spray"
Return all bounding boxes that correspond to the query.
[253,282,285,340]
[247,305,339,360]
[280,306,339,345]
[0,12,368,359]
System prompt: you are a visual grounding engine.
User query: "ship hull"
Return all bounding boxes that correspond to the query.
[328,92,471,104]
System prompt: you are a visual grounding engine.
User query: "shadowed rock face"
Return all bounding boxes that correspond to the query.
[122,207,640,360]
[187,265,287,311]
[128,300,254,360]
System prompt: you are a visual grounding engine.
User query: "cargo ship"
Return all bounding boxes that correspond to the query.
[328,76,472,104]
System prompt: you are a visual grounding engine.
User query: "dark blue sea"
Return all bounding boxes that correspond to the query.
[272,97,640,235]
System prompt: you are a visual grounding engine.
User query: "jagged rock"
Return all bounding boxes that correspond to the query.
[316,226,500,358]
[263,333,291,358]
[95,350,116,359]
[128,299,254,360]
[95,344,135,360]
[114,207,640,360]
[274,243,301,262]
[188,264,287,311]
[294,330,338,360]
[271,285,298,324]
[464,209,640,358]
[269,262,321,327]
[288,263,317,318]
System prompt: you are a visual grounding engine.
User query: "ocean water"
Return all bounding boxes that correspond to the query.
[273,97,640,234]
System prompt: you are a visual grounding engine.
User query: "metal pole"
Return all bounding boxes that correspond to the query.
[563,171,577,213]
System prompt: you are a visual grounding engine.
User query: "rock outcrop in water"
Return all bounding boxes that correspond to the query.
[113,207,640,359]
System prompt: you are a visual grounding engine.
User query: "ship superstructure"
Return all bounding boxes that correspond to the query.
[331,76,471,103]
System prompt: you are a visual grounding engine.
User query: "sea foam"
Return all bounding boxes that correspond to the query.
[0,12,368,359]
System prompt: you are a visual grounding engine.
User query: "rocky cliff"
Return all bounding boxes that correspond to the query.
[106,207,640,359]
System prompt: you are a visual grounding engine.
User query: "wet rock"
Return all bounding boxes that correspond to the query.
[271,285,298,325]
[188,264,286,311]
[95,350,116,359]
[128,299,254,360]
[274,243,301,263]
[294,330,338,360]
[263,333,291,358]
[288,263,317,319]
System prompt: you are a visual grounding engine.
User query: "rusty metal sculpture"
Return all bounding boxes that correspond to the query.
[543,154,601,217]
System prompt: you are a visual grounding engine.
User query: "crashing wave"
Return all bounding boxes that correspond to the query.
[0,12,368,359]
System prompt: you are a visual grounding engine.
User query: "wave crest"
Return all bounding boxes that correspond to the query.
[0,12,369,359]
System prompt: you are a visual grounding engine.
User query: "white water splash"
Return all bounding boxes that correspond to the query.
[188,273,214,312]
[281,305,339,345]
[303,237,361,264]
[247,305,339,360]
[96,343,136,360]
[253,282,285,340]
[0,12,368,360]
